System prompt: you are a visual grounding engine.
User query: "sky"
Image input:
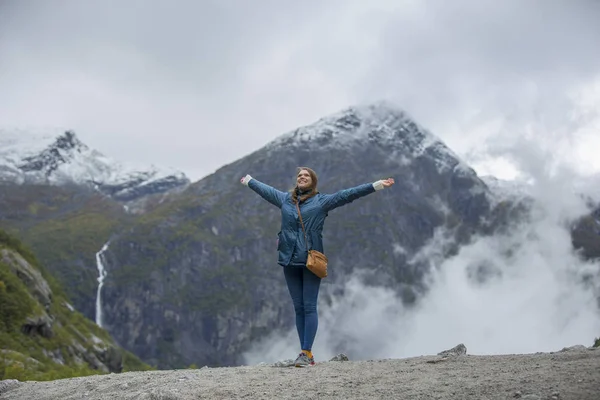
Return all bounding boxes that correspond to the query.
[1,0,600,181]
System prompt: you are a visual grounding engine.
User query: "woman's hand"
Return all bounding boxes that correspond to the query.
[240,174,253,186]
[381,178,395,187]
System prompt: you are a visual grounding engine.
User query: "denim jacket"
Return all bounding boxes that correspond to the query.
[244,176,384,267]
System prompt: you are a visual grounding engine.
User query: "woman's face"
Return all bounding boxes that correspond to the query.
[297,169,312,190]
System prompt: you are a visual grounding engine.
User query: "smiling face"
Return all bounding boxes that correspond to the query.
[296,169,312,190]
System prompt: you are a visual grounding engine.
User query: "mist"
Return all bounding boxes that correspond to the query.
[242,139,600,365]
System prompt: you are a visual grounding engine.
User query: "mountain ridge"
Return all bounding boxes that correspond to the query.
[1,101,598,370]
[94,101,498,368]
[0,128,190,208]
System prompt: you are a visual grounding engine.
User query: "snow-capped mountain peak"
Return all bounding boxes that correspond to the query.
[18,130,91,175]
[0,128,190,202]
[266,100,473,176]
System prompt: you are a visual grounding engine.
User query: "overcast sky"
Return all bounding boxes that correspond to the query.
[1,0,599,181]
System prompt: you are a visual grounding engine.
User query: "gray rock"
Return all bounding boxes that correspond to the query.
[43,348,65,365]
[437,343,467,357]
[0,380,21,395]
[1,249,52,308]
[330,353,349,362]
[560,345,587,352]
[96,345,123,373]
[21,314,54,338]
[273,359,295,367]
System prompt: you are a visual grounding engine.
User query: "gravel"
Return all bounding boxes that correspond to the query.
[2,346,599,400]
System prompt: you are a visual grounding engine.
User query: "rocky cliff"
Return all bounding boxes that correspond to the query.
[0,229,151,381]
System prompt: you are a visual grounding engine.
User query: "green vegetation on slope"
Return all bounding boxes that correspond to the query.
[0,228,153,381]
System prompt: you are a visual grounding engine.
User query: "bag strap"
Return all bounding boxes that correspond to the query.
[295,201,310,251]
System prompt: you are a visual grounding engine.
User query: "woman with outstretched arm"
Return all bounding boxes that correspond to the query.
[241,166,394,367]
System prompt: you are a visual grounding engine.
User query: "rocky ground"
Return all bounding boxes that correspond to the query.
[1,345,599,400]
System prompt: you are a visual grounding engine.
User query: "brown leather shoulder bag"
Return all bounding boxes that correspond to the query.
[295,202,328,278]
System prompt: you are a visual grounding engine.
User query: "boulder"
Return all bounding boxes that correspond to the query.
[437,343,467,357]
[330,354,350,362]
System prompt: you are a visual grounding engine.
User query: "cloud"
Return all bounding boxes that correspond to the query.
[1,0,599,181]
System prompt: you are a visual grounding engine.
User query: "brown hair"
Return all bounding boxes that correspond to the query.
[290,166,318,204]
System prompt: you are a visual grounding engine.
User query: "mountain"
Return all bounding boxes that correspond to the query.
[0,128,189,323]
[94,102,501,368]
[1,102,598,370]
[0,128,190,209]
[0,228,152,381]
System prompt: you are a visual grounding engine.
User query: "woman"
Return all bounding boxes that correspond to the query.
[241,167,394,367]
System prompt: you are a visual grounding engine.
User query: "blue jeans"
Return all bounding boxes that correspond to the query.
[283,266,322,351]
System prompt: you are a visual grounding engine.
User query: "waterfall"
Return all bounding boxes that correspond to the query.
[95,242,109,327]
